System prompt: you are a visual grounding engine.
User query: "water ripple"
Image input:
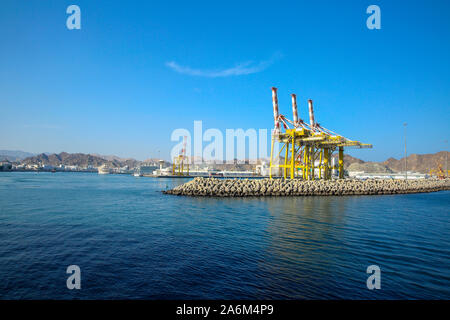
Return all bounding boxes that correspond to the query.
[0,172,449,299]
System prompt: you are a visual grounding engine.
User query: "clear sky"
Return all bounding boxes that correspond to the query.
[0,0,449,161]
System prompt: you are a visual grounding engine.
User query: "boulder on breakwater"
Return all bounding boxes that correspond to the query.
[163,177,450,197]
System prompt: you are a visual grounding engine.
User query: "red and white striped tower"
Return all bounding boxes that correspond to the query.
[291,94,299,127]
[272,87,280,133]
[308,99,315,129]
[181,136,187,158]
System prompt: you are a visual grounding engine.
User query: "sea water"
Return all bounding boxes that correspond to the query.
[0,172,448,299]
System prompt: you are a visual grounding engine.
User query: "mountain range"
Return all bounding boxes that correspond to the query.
[1,150,448,173]
[0,150,36,162]
[338,151,448,174]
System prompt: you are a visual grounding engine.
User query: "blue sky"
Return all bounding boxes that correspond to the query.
[0,0,449,161]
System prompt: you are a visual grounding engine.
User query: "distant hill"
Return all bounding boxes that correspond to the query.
[347,162,394,173]
[381,151,449,173]
[0,150,35,161]
[21,152,140,168]
[332,154,365,169]
[7,150,449,173]
[332,151,447,174]
[91,153,137,162]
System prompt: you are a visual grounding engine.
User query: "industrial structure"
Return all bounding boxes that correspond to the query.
[429,162,448,179]
[269,87,372,180]
[172,136,189,176]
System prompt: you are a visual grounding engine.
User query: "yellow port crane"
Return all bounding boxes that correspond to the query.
[269,87,372,180]
[429,162,447,179]
[172,135,189,176]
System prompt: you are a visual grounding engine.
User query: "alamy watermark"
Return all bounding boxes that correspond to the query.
[66,5,81,30]
[65,5,380,32]
[66,265,81,289]
[366,265,381,290]
[366,5,381,30]
[170,121,277,165]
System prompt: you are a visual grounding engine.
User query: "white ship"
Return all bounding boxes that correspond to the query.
[98,164,111,175]
[153,167,172,176]
[216,170,255,178]
[152,165,255,178]
[134,165,158,177]
[133,171,142,177]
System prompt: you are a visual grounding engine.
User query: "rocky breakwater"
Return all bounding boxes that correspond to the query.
[163,177,450,197]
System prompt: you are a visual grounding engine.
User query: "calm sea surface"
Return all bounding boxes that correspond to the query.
[0,172,449,299]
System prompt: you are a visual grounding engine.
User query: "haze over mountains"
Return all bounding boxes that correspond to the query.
[0,150,36,162]
[0,150,448,173]
[341,151,448,174]
[331,152,448,173]
[0,151,167,168]
[19,152,141,168]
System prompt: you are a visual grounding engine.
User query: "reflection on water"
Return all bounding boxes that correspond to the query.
[0,173,449,299]
[262,197,352,299]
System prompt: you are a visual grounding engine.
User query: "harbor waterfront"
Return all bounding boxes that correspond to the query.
[0,172,449,299]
